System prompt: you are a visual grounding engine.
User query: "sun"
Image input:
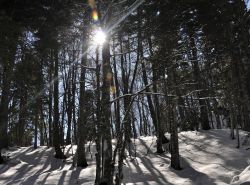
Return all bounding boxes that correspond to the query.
[93,28,106,45]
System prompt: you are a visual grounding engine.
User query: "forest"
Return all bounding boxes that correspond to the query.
[0,0,250,184]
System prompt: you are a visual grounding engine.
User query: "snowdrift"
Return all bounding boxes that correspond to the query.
[0,129,249,185]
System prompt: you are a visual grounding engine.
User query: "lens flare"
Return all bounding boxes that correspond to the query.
[88,0,95,8]
[92,10,98,21]
[110,86,116,95]
[106,72,112,81]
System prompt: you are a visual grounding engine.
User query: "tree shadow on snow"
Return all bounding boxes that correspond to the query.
[180,131,249,171]
[0,147,33,175]
[0,146,69,185]
[175,157,217,185]
[123,153,173,185]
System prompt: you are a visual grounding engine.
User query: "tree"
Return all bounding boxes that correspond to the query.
[53,48,65,159]
[76,27,88,168]
[0,15,20,163]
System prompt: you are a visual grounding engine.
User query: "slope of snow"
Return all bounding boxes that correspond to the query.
[231,165,250,185]
[0,129,249,185]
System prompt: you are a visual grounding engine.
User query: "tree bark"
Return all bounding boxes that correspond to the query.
[189,34,210,130]
[95,47,102,185]
[53,49,65,159]
[0,58,13,163]
[112,38,121,136]
[100,36,113,184]
[48,54,53,146]
[18,89,27,146]
[164,68,181,170]
[76,30,88,168]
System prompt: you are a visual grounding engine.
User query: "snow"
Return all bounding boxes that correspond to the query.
[231,166,250,185]
[0,129,249,185]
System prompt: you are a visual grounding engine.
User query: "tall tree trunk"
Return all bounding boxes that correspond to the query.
[112,39,121,136]
[189,34,210,130]
[60,96,65,146]
[0,60,13,163]
[139,28,163,152]
[142,100,148,135]
[48,52,53,147]
[72,68,77,144]
[34,110,38,149]
[66,87,73,145]
[119,34,132,154]
[99,22,113,183]
[137,100,143,136]
[152,63,164,153]
[18,89,27,146]
[53,49,65,159]
[95,47,102,185]
[65,66,73,145]
[169,101,181,170]
[76,30,88,168]
[165,69,181,170]
[0,18,19,163]
[148,32,165,153]
[38,60,45,146]
[39,120,44,146]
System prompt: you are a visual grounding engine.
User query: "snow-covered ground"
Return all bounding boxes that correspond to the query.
[0,129,249,185]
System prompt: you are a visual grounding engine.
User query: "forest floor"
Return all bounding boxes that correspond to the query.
[0,129,250,185]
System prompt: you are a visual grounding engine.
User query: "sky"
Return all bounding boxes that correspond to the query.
[246,0,250,9]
